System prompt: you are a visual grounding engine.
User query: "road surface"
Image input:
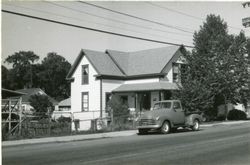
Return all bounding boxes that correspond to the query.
[3,122,250,165]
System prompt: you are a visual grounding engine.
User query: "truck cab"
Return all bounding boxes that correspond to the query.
[137,100,202,134]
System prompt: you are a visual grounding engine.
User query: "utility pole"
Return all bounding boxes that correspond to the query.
[242,2,250,27]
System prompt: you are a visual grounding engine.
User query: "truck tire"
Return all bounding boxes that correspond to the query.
[138,129,148,135]
[161,121,170,134]
[191,119,200,131]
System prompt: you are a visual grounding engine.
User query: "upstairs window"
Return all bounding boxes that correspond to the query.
[172,63,180,83]
[82,65,89,84]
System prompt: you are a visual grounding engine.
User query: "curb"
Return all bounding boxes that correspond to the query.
[2,130,137,147]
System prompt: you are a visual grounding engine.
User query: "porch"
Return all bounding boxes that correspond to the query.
[112,82,178,114]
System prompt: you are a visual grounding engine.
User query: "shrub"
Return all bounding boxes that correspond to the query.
[57,116,72,123]
[227,109,247,120]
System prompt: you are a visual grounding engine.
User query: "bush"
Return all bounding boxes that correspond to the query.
[57,116,72,123]
[227,109,247,120]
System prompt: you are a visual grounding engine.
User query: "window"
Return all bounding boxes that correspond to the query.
[173,102,181,110]
[172,63,180,82]
[82,92,89,111]
[82,65,89,84]
[121,96,128,105]
[162,102,172,109]
[105,93,112,112]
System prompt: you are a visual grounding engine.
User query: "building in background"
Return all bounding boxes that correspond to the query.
[52,98,71,120]
[15,88,58,114]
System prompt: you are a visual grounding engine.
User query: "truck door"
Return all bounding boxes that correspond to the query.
[172,101,185,124]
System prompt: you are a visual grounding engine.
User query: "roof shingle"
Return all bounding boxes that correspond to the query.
[67,45,182,79]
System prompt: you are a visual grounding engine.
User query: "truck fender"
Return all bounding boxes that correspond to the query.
[185,114,201,126]
[160,118,173,128]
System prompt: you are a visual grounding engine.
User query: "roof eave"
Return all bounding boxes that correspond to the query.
[95,73,165,80]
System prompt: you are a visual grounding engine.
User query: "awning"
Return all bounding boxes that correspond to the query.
[112,82,179,93]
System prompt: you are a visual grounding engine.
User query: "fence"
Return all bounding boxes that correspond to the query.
[52,110,138,132]
[2,110,139,140]
[1,98,22,140]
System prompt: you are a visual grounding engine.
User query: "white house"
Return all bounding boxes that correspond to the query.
[66,45,186,130]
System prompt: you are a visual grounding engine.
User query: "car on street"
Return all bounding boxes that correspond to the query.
[137,100,202,134]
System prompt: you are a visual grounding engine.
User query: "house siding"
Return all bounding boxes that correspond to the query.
[71,56,101,130]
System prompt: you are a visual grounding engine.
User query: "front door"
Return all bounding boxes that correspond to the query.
[138,92,151,111]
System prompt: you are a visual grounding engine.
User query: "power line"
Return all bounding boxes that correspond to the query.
[46,1,192,37]
[147,2,246,31]
[79,1,194,34]
[2,9,194,48]
[3,3,192,44]
[147,2,202,21]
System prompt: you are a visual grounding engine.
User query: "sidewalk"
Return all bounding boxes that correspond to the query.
[201,120,250,127]
[2,120,250,147]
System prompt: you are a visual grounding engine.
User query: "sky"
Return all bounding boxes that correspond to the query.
[1,1,250,68]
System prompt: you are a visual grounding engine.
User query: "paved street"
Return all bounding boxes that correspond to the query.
[3,122,250,165]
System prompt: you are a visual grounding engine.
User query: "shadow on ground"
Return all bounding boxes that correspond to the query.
[137,128,204,136]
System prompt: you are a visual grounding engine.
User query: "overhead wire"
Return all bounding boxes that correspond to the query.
[45,1,193,37]
[2,9,194,48]
[146,2,247,31]
[79,1,195,34]
[2,3,192,44]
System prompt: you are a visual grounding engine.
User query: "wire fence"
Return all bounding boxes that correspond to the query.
[2,110,139,140]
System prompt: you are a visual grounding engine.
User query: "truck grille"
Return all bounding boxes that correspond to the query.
[139,119,156,126]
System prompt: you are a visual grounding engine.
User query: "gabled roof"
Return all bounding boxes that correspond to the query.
[83,49,124,77]
[67,45,183,80]
[66,49,124,79]
[15,88,58,105]
[116,46,180,76]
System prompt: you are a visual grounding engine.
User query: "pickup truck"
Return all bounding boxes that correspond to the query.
[136,100,202,134]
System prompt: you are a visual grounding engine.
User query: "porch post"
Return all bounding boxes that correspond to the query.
[100,78,103,118]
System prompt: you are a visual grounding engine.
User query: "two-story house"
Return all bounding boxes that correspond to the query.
[66,45,186,130]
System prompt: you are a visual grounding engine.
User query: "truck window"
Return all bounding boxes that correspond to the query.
[153,103,161,110]
[162,102,172,109]
[173,102,181,109]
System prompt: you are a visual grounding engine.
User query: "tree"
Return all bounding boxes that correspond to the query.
[38,52,71,101]
[4,51,39,89]
[1,65,11,89]
[174,14,250,119]
[29,94,54,118]
[108,94,130,130]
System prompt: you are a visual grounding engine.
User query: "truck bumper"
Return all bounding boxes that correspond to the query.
[137,124,161,129]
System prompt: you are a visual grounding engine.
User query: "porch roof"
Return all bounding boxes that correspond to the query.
[112,82,178,93]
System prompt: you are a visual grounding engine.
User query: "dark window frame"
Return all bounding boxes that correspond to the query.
[172,62,181,83]
[82,65,89,85]
[105,92,112,112]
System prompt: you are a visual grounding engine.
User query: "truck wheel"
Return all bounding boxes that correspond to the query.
[138,129,148,135]
[161,121,170,134]
[192,119,200,131]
